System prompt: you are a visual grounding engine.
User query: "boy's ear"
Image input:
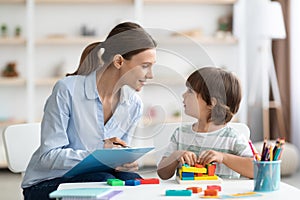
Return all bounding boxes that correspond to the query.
[211,97,217,107]
[112,54,123,69]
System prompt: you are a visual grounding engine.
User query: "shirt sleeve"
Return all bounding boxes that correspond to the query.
[38,81,89,170]
[233,133,253,157]
[163,127,180,157]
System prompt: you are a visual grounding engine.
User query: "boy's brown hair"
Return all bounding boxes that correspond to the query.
[186,67,242,125]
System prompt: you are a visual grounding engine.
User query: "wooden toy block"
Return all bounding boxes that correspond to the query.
[182,177,194,180]
[181,172,194,177]
[207,185,221,191]
[182,166,207,173]
[204,189,218,196]
[176,176,222,184]
[136,178,160,184]
[195,163,204,168]
[107,179,124,186]
[195,173,203,177]
[207,164,216,176]
[186,187,202,193]
[194,175,218,180]
[125,180,141,186]
[165,190,192,196]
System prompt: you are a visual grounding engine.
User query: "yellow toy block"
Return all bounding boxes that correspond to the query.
[181,166,207,173]
[194,175,219,180]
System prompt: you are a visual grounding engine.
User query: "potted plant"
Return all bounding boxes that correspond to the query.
[1,23,8,37]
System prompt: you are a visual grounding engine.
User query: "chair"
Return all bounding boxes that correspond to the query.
[2,122,41,173]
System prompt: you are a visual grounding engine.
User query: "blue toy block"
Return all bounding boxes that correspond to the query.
[125,180,141,186]
[165,190,192,196]
[181,172,194,177]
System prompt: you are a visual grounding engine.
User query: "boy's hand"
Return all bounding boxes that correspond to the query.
[177,150,197,166]
[197,150,224,165]
[115,161,139,172]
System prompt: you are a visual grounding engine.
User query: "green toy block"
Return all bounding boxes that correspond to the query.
[107,178,124,186]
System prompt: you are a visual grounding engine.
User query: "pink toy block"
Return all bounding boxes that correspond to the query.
[207,185,222,191]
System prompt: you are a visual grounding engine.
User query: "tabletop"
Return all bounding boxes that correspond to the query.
[58,179,300,199]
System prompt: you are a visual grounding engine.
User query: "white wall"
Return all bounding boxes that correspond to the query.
[290,0,300,159]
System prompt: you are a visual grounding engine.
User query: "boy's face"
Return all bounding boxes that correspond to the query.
[182,87,210,120]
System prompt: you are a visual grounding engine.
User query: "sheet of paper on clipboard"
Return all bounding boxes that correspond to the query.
[64,147,154,178]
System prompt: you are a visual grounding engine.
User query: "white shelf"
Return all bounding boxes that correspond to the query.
[144,0,237,5]
[35,77,60,86]
[0,0,24,3]
[36,36,105,45]
[0,78,26,86]
[35,0,132,4]
[158,35,238,45]
[0,37,26,45]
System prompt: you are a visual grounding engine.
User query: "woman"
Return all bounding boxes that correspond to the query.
[22,22,157,200]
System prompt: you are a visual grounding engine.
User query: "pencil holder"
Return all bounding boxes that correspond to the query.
[253,160,281,192]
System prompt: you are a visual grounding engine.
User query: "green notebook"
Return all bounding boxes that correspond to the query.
[49,188,112,199]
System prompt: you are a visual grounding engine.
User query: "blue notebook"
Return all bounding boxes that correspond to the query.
[64,147,154,178]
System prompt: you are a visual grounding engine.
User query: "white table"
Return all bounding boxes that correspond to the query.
[58,179,300,199]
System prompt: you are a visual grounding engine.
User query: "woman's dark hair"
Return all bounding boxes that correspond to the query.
[67,22,157,76]
[186,67,242,124]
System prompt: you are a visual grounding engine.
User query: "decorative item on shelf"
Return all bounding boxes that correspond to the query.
[1,23,8,37]
[80,25,96,36]
[2,62,19,77]
[172,110,181,119]
[171,28,203,38]
[215,15,233,40]
[15,25,21,37]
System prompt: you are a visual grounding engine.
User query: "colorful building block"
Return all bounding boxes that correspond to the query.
[125,180,141,186]
[204,189,218,196]
[207,185,221,191]
[181,166,207,173]
[107,178,124,186]
[136,178,160,184]
[194,175,218,180]
[181,172,194,177]
[165,190,192,196]
[186,187,202,193]
[207,164,216,176]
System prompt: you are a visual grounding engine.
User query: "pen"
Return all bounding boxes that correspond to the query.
[113,142,130,148]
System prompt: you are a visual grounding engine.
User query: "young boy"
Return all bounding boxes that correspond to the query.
[157,67,254,180]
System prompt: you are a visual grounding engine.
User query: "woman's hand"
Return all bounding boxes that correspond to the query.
[177,150,197,166]
[115,161,139,172]
[197,150,224,165]
[103,137,128,148]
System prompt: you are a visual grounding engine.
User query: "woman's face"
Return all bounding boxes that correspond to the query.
[182,87,209,120]
[120,48,156,91]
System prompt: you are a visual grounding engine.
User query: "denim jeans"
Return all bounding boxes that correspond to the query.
[23,171,142,200]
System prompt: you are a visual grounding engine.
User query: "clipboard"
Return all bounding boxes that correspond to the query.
[64,147,154,178]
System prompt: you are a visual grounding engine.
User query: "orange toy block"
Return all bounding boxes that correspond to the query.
[207,185,221,191]
[186,187,202,193]
[204,189,218,196]
[195,164,204,168]
[207,164,216,176]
